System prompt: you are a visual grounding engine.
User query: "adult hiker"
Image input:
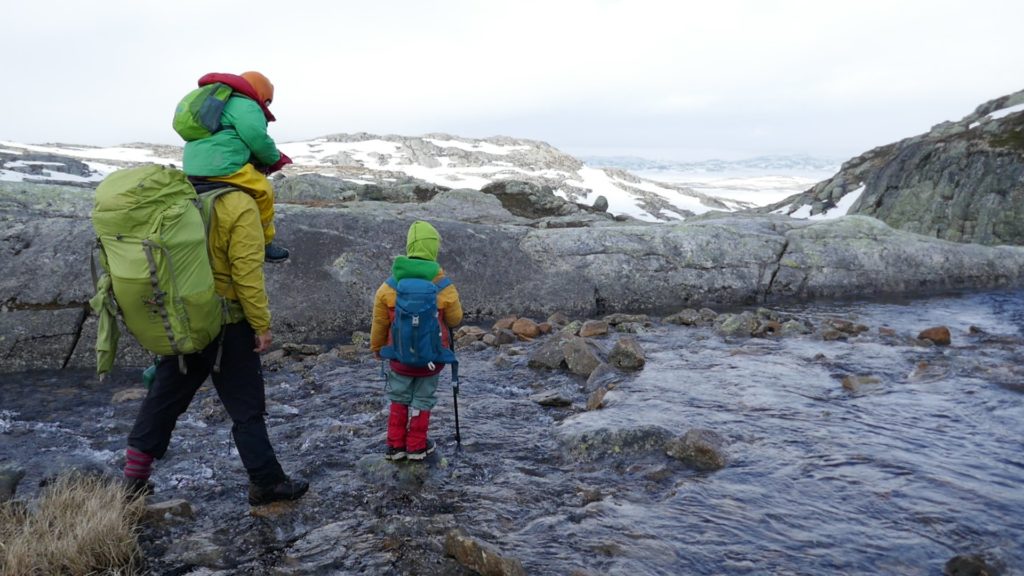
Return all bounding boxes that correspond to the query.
[370,220,464,461]
[176,70,293,263]
[122,184,308,506]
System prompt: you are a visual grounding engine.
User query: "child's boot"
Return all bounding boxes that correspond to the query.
[385,402,409,461]
[264,242,290,263]
[406,409,434,461]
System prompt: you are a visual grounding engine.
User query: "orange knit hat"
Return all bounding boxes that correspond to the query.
[240,71,274,104]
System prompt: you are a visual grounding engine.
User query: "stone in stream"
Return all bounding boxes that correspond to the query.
[529,390,572,407]
[561,336,604,377]
[944,553,1003,576]
[608,337,645,371]
[0,464,26,502]
[444,528,527,576]
[919,326,952,346]
[665,428,728,471]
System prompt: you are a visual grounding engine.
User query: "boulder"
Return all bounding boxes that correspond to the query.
[444,528,527,576]
[608,337,646,371]
[665,428,728,471]
[918,326,952,345]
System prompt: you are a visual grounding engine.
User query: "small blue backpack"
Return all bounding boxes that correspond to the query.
[380,276,458,374]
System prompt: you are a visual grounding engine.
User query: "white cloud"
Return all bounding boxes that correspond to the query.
[2,0,1023,160]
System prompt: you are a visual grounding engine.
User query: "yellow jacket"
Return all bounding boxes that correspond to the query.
[370,268,463,354]
[208,190,271,333]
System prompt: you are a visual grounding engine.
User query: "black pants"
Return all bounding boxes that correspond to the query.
[127,321,286,487]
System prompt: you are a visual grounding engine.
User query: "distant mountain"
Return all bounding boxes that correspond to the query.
[0,134,756,222]
[580,154,842,174]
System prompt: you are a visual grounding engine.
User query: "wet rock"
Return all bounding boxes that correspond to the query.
[492,329,518,346]
[350,330,371,348]
[511,318,540,338]
[781,319,813,336]
[561,320,583,336]
[558,423,673,461]
[664,308,702,326]
[842,375,882,392]
[715,312,758,337]
[444,528,527,576]
[919,326,952,345]
[111,387,148,403]
[546,311,570,326]
[825,318,869,335]
[821,329,847,341]
[878,326,897,336]
[167,534,232,570]
[527,335,569,370]
[457,333,483,349]
[529,390,572,407]
[579,320,609,338]
[608,337,645,371]
[261,349,287,366]
[199,396,228,423]
[562,336,604,377]
[455,325,487,340]
[586,387,608,411]
[944,553,1002,576]
[493,354,514,369]
[537,322,553,334]
[282,343,322,356]
[334,345,361,361]
[585,362,620,392]
[493,316,517,331]
[0,464,26,502]
[274,519,360,575]
[665,428,728,471]
[603,313,650,326]
[752,320,782,337]
[614,322,647,334]
[144,498,194,524]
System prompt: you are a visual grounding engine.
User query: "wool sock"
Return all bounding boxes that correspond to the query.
[124,447,154,480]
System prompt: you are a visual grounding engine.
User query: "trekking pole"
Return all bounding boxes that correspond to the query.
[449,327,461,446]
[452,373,462,446]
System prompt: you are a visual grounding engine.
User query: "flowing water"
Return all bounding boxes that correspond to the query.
[1,290,1022,575]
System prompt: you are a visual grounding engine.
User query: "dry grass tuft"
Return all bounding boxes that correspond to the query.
[0,472,145,575]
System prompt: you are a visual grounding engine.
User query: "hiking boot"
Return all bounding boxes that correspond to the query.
[122,477,154,499]
[248,476,309,506]
[406,440,435,461]
[264,242,290,263]
[385,446,407,461]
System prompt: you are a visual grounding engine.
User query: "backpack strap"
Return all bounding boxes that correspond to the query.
[196,186,236,373]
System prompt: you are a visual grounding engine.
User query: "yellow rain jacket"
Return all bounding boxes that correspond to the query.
[207,190,272,334]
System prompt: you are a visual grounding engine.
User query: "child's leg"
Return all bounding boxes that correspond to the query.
[208,164,277,245]
[385,372,416,455]
[407,375,440,454]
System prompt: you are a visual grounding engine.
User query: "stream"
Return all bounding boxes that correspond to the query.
[1,289,1022,575]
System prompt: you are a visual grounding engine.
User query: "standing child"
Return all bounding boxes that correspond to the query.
[370,221,463,461]
[176,70,293,262]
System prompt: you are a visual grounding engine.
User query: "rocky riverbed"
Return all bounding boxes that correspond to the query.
[2,290,1021,575]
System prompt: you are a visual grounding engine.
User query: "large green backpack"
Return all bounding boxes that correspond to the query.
[90,165,230,373]
[172,82,233,141]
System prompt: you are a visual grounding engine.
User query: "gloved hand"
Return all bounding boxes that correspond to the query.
[266,152,293,174]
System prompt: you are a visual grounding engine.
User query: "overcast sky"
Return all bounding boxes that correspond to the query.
[4,0,1023,161]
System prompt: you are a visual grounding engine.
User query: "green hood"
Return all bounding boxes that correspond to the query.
[406,220,440,261]
[392,256,441,281]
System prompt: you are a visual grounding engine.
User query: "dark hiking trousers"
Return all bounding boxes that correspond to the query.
[126,321,286,487]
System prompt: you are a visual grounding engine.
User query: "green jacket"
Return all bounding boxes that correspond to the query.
[182,96,281,177]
